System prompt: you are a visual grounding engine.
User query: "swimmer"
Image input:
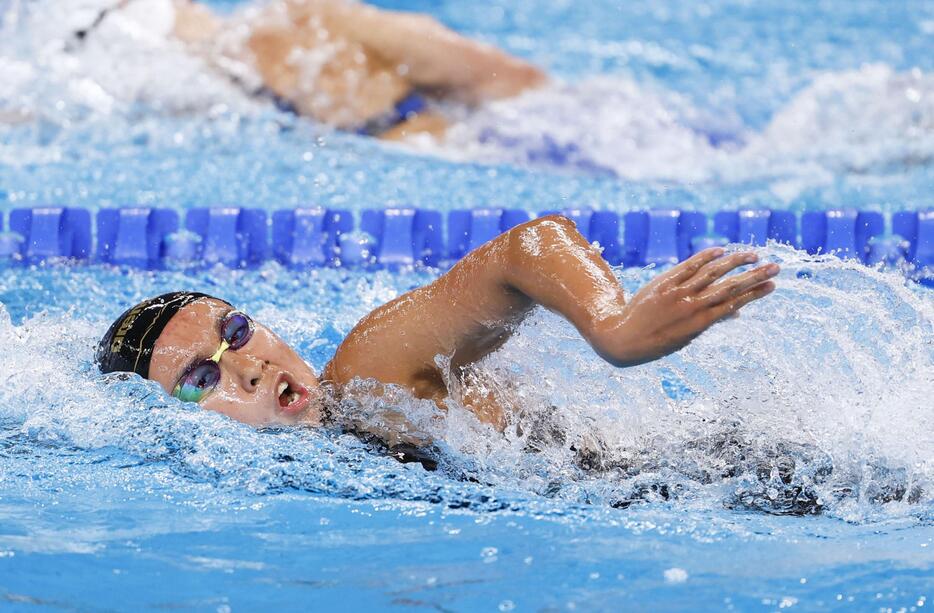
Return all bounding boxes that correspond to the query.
[96,216,780,433]
[73,0,547,139]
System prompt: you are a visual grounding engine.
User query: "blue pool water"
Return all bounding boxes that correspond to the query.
[1,0,934,610]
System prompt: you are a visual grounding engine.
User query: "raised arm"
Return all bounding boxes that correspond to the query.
[324,216,779,416]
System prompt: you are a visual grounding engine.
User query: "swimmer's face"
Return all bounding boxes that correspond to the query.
[149,298,323,426]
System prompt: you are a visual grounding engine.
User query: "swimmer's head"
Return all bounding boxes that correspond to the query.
[96,292,323,426]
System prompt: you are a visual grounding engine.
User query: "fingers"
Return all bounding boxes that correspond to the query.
[664,247,726,284]
[705,281,776,324]
[698,263,780,305]
[685,251,759,292]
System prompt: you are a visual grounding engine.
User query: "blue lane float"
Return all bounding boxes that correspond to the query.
[7,207,92,264]
[622,210,707,266]
[893,210,934,269]
[272,208,347,267]
[185,208,268,268]
[96,208,179,269]
[361,208,444,267]
[713,209,797,247]
[800,210,887,261]
[1,206,932,280]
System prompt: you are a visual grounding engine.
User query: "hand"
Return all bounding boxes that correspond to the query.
[595,248,779,367]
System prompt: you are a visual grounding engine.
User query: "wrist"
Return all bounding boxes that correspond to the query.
[588,310,643,368]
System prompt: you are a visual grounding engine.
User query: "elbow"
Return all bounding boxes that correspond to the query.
[535,214,578,231]
[505,214,581,259]
[500,214,588,289]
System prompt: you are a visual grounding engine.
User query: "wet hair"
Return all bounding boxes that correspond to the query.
[95,292,223,378]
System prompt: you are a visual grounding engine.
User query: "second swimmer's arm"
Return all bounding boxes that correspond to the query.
[325,216,779,402]
[312,1,547,102]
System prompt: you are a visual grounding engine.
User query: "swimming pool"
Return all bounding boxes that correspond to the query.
[1,0,933,610]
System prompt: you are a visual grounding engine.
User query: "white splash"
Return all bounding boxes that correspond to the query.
[433,76,732,182]
[0,0,256,133]
[429,65,934,188]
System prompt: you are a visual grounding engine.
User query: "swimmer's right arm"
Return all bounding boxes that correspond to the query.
[325,216,779,408]
[304,1,547,102]
[493,216,780,368]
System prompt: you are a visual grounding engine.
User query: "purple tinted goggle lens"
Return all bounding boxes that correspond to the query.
[172,310,254,403]
[220,311,254,350]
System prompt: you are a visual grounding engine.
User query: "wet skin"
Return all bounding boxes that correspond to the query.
[146,216,779,429]
[173,0,546,135]
[149,299,324,426]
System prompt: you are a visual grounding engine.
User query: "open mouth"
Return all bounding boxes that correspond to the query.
[275,374,309,414]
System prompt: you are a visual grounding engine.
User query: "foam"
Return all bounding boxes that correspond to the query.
[431,66,934,188]
[0,0,256,130]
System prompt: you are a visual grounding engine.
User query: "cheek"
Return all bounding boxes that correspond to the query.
[200,380,271,426]
[256,329,315,373]
[253,327,289,355]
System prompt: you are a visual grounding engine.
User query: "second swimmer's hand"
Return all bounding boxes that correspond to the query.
[592,248,779,368]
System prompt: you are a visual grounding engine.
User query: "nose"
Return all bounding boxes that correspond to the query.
[221,351,266,392]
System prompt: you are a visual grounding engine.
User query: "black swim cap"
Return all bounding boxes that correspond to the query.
[96,292,215,378]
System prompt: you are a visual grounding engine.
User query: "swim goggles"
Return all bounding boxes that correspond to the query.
[172,310,255,403]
